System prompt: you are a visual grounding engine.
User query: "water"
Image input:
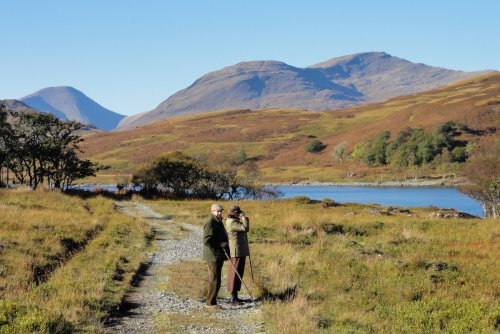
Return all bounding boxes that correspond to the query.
[274,185,484,217]
[70,184,484,217]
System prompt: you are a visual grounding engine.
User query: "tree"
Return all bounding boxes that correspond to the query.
[370,131,390,166]
[4,111,103,189]
[0,104,13,186]
[451,146,468,163]
[137,152,205,198]
[434,121,458,151]
[461,140,499,218]
[331,141,347,162]
[132,151,280,200]
[54,152,103,190]
[351,143,366,161]
[360,131,390,166]
[358,121,471,170]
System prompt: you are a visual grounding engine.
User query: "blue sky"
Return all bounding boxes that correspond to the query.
[1,0,498,116]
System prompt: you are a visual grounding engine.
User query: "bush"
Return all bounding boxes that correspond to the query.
[306,140,326,153]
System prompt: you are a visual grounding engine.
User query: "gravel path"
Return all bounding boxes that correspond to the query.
[105,201,266,334]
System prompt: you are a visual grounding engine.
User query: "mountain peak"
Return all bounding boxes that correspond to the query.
[231,60,292,70]
[307,51,413,76]
[20,86,125,131]
[309,51,392,68]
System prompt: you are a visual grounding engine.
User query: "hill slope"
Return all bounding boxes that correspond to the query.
[20,86,125,131]
[0,99,40,114]
[117,52,489,130]
[81,73,500,183]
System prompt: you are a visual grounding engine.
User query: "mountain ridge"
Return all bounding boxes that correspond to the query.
[117,51,492,130]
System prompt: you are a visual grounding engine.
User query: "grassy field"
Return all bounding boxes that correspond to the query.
[79,73,500,184]
[2,190,498,333]
[145,198,500,333]
[0,189,152,333]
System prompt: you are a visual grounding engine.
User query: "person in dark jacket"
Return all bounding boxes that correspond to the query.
[202,203,230,308]
[224,205,250,304]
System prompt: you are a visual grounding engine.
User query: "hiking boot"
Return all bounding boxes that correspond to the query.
[230,294,244,304]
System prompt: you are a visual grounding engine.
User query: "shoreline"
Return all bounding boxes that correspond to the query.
[265,180,463,188]
[73,180,465,189]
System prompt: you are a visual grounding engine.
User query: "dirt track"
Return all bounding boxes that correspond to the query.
[105,201,266,333]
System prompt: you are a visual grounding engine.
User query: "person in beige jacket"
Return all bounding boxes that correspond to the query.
[224,205,250,304]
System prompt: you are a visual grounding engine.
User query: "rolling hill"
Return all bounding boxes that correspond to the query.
[81,73,500,183]
[20,86,125,131]
[117,52,490,130]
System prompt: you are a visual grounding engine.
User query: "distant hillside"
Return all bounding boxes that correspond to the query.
[0,99,40,113]
[308,52,487,102]
[0,98,98,132]
[20,86,125,131]
[81,73,500,183]
[117,52,490,130]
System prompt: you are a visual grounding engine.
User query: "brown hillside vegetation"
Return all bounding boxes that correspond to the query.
[81,73,499,183]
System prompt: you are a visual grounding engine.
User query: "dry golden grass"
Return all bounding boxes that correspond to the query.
[149,198,499,333]
[80,73,500,183]
[0,190,152,333]
[0,189,103,297]
[157,261,207,299]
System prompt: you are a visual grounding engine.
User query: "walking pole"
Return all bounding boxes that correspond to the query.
[248,253,255,284]
[223,249,257,307]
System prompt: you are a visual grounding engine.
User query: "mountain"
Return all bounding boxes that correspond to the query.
[81,72,500,183]
[308,52,488,102]
[116,52,491,130]
[20,86,125,131]
[0,99,40,114]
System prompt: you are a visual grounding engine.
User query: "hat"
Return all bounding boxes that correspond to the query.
[211,204,224,212]
[228,205,242,215]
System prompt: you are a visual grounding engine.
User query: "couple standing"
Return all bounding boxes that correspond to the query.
[202,203,250,308]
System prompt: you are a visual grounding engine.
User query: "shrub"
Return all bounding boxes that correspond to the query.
[306,140,326,153]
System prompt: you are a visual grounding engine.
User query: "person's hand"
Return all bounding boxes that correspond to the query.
[239,211,245,218]
[221,242,227,248]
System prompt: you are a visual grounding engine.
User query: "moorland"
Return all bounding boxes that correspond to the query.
[80,73,500,185]
[0,189,150,333]
[1,71,498,333]
[1,190,498,333]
